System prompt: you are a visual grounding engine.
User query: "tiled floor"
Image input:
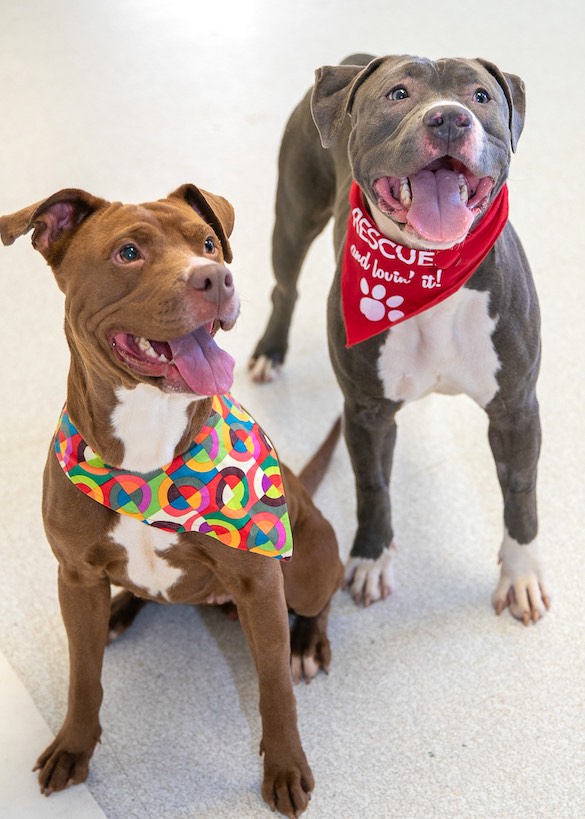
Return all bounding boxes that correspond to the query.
[1,1,584,817]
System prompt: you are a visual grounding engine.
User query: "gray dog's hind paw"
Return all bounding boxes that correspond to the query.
[248,354,282,383]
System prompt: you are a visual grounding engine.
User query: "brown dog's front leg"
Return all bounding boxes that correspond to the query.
[35,567,111,794]
[236,563,314,818]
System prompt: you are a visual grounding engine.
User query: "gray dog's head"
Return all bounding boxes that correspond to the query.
[311,55,525,246]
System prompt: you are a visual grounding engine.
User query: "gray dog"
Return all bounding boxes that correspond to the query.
[250,54,549,624]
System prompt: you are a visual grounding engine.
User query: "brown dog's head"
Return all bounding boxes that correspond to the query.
[0,185,240,396]
[311,55,525,247]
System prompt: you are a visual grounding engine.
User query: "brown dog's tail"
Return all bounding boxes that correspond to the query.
[298,417,342,495]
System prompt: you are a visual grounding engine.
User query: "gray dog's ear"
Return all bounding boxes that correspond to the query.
[476,59,526,152]
[0,189,106,262]
[311,57,386,149]
[171,184,235,264]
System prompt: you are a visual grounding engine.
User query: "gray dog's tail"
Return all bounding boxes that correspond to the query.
[298,417,342,495]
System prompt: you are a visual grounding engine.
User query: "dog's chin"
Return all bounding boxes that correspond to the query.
[110,321,236,397]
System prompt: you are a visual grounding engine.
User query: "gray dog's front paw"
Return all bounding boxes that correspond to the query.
[344,545,395,606]
[492,534,551,624]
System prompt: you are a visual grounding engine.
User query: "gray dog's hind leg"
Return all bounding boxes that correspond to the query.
[250,95,335,381]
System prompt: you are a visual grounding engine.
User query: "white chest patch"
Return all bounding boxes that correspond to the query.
[377,287,500,407]
[112,384,198,472]
[111,514,183,600]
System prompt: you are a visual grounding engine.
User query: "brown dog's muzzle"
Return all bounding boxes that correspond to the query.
[189,262,235,307]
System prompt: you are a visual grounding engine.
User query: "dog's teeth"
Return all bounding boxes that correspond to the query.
[134,335,164,361]
[458,173,469,204]
[399,177,412,207]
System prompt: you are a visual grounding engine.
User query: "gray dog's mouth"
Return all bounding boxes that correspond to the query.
[373,159,495,244]
[110,322,235,396]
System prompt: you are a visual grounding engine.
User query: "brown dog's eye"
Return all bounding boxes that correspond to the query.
[204,237,215,253]
[117,244,142,263]
[473,89,490,104]
[387,86,409,101]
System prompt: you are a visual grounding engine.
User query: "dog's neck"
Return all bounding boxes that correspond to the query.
[66,356,212,472]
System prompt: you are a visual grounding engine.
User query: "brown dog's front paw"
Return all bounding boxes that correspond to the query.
[344,545,395,606]
[34,740,93,795]
[262,757,314,818]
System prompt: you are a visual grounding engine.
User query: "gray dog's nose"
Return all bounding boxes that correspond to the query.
[423,105,472,142]
[189,263,234,303]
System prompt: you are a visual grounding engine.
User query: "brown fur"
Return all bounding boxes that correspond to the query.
[0,184,343,818]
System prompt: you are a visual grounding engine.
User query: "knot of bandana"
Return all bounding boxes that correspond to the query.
[54,393,293,560]
[341,181,509,346]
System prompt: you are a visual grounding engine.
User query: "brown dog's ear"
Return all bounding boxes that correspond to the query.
[0,189,106,262]
[311,57,386,149]
[170,184,235,264]
[476,59,526,153]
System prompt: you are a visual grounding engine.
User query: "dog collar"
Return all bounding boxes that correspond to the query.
[341,181,509,346]
[54,393,293,560]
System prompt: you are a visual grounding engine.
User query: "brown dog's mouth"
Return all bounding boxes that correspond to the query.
[373,159,495,244]
[110,322,235,396]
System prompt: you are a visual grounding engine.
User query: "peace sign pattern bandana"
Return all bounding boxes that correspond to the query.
[54,393,293,560]
[341,181,509,346]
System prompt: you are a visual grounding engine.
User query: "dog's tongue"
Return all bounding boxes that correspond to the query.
[168,326,235,396]
[408,168,474,243]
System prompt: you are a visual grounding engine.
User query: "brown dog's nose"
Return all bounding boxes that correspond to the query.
[423,105,472,142]
[188,262,234,304]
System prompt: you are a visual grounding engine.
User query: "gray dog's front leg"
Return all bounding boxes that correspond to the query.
[487,398,550,623]
[343,396,399,606]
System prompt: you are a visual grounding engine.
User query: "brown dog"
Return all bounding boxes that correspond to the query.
[0,184,343,818]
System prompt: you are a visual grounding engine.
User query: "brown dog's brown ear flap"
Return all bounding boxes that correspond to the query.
[311,57,386,149]
[476,59,526,153]
[0,189,106,261]
[171,184,235,264]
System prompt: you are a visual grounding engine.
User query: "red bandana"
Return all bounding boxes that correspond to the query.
[341,181,509,346]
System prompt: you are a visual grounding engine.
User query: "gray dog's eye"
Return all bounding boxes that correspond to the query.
[473,89,491,104]
[387,86,409,101]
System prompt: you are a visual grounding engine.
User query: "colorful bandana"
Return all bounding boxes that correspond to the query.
[54,393,293,560]
[341,181,509,346]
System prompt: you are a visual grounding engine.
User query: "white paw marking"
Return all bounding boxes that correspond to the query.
[291,653,320,685]
[345,545,395,606]
[249,354,281,383]
[359,278,405,323]
[205,593,234,605]
[492,532,550,624]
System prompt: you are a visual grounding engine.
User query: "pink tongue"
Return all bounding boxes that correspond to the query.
[168,326,235,396]
[408,168,474,243]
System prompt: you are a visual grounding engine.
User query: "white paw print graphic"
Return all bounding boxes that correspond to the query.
[359,278,405,323]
